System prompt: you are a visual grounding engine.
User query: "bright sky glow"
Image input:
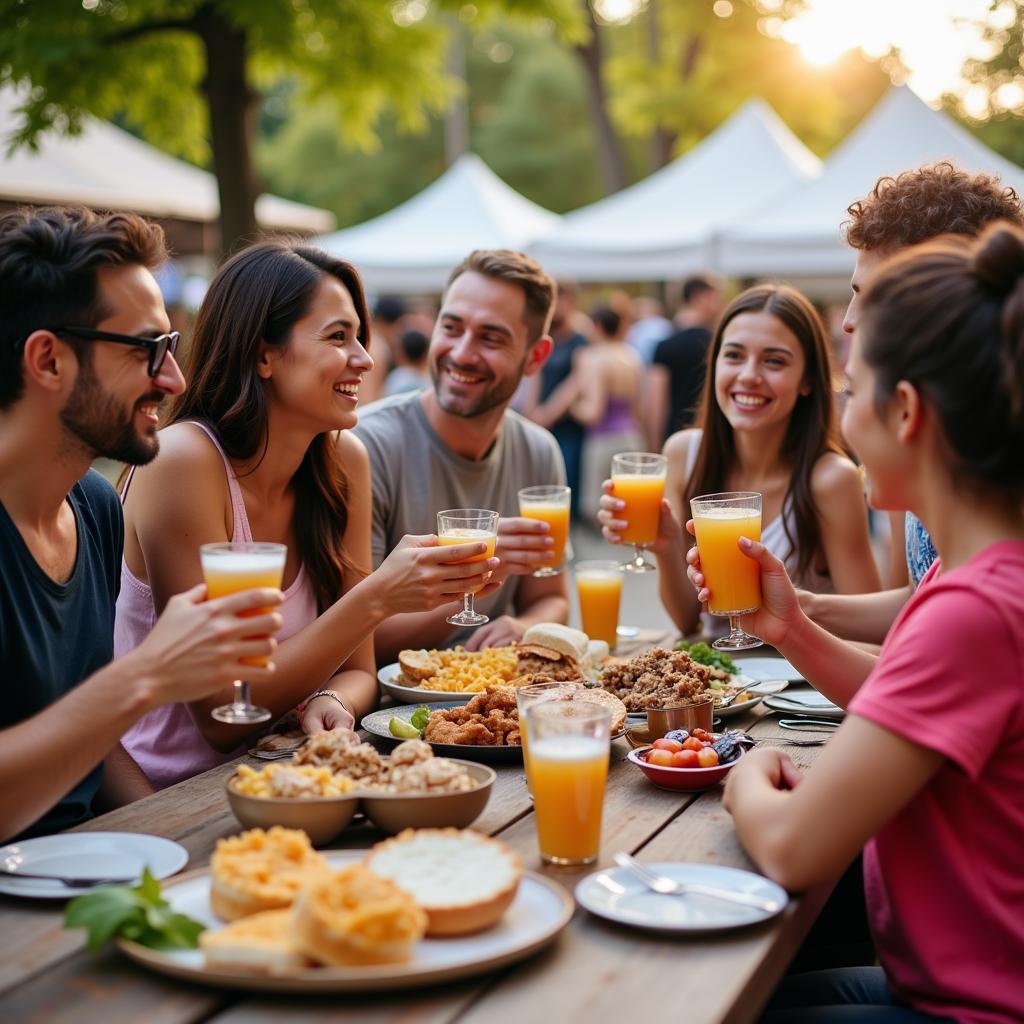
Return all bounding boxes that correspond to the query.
[774,0,1006,109]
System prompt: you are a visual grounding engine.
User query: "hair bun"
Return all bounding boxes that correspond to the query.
[972,222,1024,295]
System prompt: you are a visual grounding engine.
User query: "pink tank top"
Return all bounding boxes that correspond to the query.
[115,421,319,789]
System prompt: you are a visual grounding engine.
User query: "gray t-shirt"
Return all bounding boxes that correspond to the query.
[353,392,566,634]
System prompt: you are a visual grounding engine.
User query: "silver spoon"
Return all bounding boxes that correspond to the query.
[612,852,783,913]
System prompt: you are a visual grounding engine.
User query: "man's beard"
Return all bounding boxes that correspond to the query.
[60,359,162,466]
[430,356,525,419]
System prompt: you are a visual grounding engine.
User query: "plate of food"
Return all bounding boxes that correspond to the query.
[75,827,574,993]
[379,623,605,704]
[603,645,784,722]
[363,687,630,764]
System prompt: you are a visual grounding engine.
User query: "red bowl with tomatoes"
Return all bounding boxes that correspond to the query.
[627,733,743,792]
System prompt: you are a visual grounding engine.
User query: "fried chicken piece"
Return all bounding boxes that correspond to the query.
[422,686,521,746]
[424,716,500,746]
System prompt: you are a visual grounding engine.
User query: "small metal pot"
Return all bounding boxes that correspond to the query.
[646,696,715,739]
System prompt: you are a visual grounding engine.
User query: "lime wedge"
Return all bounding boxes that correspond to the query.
[389,717,422,740]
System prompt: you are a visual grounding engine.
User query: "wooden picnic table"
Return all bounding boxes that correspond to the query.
[0,637,835,1023]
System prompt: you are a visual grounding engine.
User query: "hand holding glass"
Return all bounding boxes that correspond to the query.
[200,541,287,724]
[689,491,763,651]
[518,485,570,576]
[524,700,611,865]
[610,452,666,573]
[437,509,499,627]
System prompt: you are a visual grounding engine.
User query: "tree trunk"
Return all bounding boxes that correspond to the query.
[646,0,675,171]
[575,2,628,195]
[194,4,258,259]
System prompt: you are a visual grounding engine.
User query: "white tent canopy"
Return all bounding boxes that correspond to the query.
[719,86,1024,278]
[315,154,561,293]
[527,99,822,282]
[0,86,333,234]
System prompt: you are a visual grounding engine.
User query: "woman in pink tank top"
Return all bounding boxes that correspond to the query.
[705,226,1024,1021]
[115,242,498,788]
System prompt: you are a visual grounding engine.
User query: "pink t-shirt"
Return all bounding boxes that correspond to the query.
[850,540,1024,1024]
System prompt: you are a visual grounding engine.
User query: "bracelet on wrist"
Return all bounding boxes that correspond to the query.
[299,690,353,720]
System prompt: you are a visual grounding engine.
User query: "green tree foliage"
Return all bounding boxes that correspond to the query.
[0,0,582,254]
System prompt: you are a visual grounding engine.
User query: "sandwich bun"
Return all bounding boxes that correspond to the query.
[366,828,523,936]
[521,623,589,664]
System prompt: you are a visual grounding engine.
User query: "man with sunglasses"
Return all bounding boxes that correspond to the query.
[0,207,283,842]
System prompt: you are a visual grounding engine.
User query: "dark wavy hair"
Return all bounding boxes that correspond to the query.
[0,206,166,410]
[860,221,1024,500]
[844,162,1023,252]
[685,285,843,581]
[170,240,371,613]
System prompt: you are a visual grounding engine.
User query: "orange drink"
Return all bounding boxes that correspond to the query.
[524,701,611,865]
[437,528,496,593]
[610,452,667,573]
[611,474,665,545]
[437,509,500,628]
[518,485,571,576]
[574,561,622,648]
[689,491,764,652]
[690,509,762,614]
[199,541,287,726]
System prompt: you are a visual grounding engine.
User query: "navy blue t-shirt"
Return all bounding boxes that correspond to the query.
[0,469,123,838]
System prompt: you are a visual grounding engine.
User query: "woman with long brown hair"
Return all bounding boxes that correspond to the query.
[114,241,497,788]
[601,284,880,635]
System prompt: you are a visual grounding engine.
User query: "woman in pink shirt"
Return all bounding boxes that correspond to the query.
[689,223,1024,1022]
[115,242,498,788]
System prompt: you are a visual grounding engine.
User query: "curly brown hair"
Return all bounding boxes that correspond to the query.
[844,162,1023,252]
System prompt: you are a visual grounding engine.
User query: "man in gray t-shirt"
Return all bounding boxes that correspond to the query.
[354,249,569,662]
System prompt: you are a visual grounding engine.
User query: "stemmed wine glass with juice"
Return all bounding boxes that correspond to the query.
[436,509,499,627]
[199,541,287,724]
[611,452,667,573]
[689,491,764,651]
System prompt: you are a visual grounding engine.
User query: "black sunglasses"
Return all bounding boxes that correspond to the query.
[50,326,181,377]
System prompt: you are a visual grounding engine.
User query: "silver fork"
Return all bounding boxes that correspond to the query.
[0,868,137,888]
[612,851,783,913]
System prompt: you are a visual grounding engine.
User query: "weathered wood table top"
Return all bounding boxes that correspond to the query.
[0,639,833,1023]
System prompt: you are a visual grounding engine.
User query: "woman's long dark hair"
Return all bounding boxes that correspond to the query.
[171,241,371,613]
[685,284,842,581]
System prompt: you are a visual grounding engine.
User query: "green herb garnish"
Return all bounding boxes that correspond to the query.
[673,640,738,675]
[410,705,431,734]
[64,867,205,952]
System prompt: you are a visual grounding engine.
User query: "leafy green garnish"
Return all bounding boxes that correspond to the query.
[410,705,431,734]
[64,867,205,952]
[673,640,738,675]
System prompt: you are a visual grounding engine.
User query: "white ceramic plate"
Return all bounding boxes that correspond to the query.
[763,691,844,720]
[0,832,189,899]
[118,851,574,993]
[378,662,486,705]
[730,657,804,683]
[575,863,788,933]
[712,676,788,720]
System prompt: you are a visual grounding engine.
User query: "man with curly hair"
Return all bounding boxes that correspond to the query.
[802,161,1023,647]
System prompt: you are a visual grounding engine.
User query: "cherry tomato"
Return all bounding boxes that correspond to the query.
[652,738,684,753]
[691,728,713,743]
[682,736,704,752]
[647,749,674,767]
[696,747,720,768]
[671,749,699,769]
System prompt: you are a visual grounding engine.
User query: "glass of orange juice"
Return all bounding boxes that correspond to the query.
[199,541,287,724]
[515,681,581,793]
[689,491,763,651]
[524,701,611,865]
[518,485,571,577]
[437,508,499,627]
[611,452,667,573]
[574,560,623,649]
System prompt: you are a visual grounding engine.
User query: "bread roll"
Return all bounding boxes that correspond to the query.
[292,864,427,966]
[572,688,628,733]
[521,623,589,663]
[366,828,523,936]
